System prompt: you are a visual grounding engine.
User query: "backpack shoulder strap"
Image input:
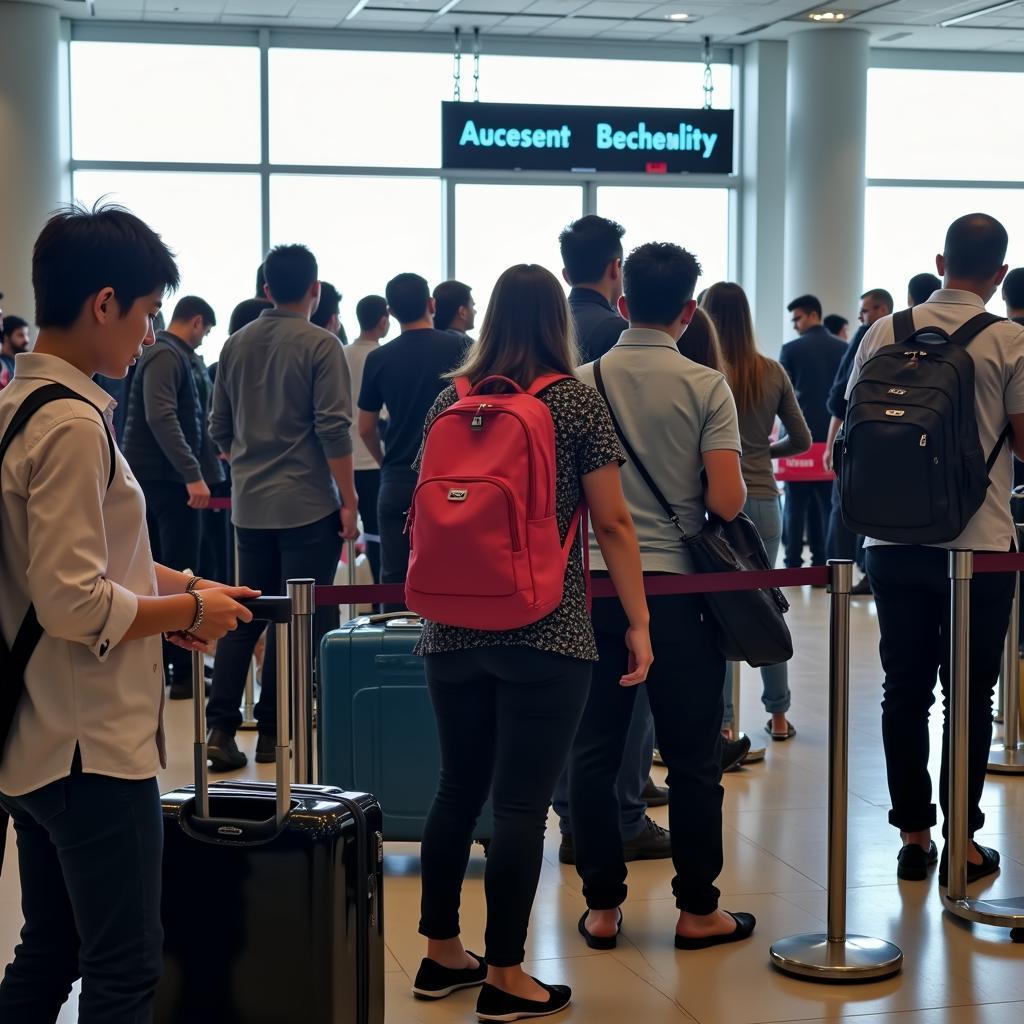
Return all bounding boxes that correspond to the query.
[949,311,1004,348]
[891,308,917,344]
[527,373,573,397]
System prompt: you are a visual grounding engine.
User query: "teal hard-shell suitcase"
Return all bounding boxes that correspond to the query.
[319,614,493,844]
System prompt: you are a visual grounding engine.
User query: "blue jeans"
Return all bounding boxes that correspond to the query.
[723,495,790,722]
[552,684,653,843]
[0,767,164,1023]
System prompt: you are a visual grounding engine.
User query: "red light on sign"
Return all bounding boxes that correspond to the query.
[645,161,668,174]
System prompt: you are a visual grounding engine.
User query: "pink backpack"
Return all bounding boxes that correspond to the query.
[405,373,584,630]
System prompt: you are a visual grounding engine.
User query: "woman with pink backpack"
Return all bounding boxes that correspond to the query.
[404,263,652,1022]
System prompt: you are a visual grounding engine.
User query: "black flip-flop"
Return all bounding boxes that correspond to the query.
[578,909,622,950]
[765,719,796,741]
[674,911,756,950]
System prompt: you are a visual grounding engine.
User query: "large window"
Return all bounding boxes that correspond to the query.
[270,175,444,336]
[72,170,263,358]
[597,186,730,293]
[72,38,735,358]
[454,184,583,316]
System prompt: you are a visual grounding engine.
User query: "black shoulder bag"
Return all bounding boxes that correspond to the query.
[0,384,116,874]
[593,359,792,668]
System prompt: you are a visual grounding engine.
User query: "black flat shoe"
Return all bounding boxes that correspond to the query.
[765,719,796,741]
[939,843,1001,888]
[476,979,572,1022]
[896,841,938,881]
[674,911,757,950]
[412,951,487,1000]
[578,909,622,950]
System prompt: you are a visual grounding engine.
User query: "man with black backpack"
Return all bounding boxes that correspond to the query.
[841,213,1024,885]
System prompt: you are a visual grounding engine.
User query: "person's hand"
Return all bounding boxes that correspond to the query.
[165,631,213,655]
[620,624,654,687]
[340,506,360,541]
[186,479,211,509]
[823,446,833,473]
[191,587,257,642]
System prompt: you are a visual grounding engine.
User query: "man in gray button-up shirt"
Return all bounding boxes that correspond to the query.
[207,243,358,769]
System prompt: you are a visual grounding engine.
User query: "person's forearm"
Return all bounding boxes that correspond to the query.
[122,593,198,642]
[359,428,384,466]
[327,454,359,509]
[594,522,649,629]
[826,416,842,452]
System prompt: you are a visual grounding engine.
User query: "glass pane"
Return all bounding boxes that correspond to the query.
[72,170,263,362]
[269,49,730,167]
[71,42,260,164]
[269,49,450,167]
[864,186,1024,314]
[596,186,730,294]
[454,184,583,317]
[270,175,443,340]
[867,69,1024,181]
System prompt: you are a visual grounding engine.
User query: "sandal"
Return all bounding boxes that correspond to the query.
[765,719,796,741]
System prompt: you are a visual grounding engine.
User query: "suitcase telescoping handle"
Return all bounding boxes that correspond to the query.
[191,595,293,833]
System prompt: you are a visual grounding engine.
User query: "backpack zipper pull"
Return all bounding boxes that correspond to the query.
[471,403,489,431]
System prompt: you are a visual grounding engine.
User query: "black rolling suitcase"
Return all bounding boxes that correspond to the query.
[154,596,385,1024]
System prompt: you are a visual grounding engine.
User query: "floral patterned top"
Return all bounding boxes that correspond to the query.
[414,377,625,662]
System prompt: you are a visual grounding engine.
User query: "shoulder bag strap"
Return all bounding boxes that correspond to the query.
[593,358,685,536]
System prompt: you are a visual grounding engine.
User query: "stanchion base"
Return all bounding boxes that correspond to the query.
[940,893,1024,930]
[769,934,903,982]
[238,720,259,732]
[987,744,1024,775]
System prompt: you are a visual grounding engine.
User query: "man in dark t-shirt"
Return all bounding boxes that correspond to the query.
[358,273,465,604]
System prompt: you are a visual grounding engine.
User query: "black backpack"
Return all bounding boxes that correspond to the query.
[835,308,1008,545]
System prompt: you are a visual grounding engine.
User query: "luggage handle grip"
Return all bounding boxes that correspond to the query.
[178,801,297,845]
[363,611,423,625]
[236,595,291,624]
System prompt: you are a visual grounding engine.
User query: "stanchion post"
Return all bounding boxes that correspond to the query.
[732,662,765,765]
[287,579,315,785]
[192,647,209,820]
[770,560,903,980]
[988,568,1024,774]
[235,526,258,731]
[274,616,291,824]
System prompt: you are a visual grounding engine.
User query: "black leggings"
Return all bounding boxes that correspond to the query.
[419,647,591,967]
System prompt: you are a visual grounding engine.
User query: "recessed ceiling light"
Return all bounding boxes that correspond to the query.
[810,11,847,21]
[667,12,690,21]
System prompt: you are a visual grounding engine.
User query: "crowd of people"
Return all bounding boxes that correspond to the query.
[0,203,1022,1021]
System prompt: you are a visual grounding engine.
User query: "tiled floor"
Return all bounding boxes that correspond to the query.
[2,586,1023,1022]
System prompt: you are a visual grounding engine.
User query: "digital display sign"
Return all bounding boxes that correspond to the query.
[442,101,734,175]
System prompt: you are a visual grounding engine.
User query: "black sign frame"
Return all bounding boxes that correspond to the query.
[442,101,734,175]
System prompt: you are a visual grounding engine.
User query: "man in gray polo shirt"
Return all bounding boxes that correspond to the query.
[207,243,359,770]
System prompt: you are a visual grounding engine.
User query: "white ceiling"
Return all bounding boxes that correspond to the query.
[42,0,1024,52]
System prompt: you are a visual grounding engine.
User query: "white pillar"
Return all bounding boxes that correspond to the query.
[739,40,788,357]
[784,29,869,332]
[0,2,63,326]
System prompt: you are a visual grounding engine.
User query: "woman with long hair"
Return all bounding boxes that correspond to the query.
[676,306,724,371]
[411,264,652,1022]
[702,281,812,741]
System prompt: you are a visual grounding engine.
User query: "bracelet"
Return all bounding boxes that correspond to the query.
[186,590,205,636]
[185,575,204,594]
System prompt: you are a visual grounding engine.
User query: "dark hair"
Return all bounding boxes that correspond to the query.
[386,273,431,325]
[255,262,266,298]
[433,280,473,332]
[356,294,388,331]
[559,215,626,285]
[944,213,1008,280]
[33,202,179,329]
[1,314,29,339]
[622,242,702,325]
[787,294,822,318]
[823,314,849,335]
[861,288,894,312]
[1004,267,1024,311]
[702,281,769,415]
[677,307,723,372]
[908,272,941,305]
[171,295,216,328]
[228,297,271,335]
[452,264,577,387]
[263,244,318,305]
[311,281,341,330]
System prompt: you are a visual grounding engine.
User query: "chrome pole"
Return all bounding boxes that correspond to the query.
[770,560,904,980]
[237,525,258,731]
[988,569,1024,774]
[275,618,291,826]
[287,578,315,785]
[943,552,1024,937]
[192,647,209,820]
